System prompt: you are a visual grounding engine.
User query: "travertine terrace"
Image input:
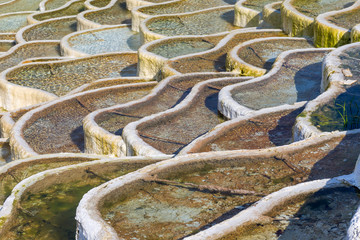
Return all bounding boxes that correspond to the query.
[0,0,360,239]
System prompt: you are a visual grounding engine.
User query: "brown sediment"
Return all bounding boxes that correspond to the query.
[96,73,235,136]
[21,83,154,154]
[135,78,250,154]
[189,108,303,153]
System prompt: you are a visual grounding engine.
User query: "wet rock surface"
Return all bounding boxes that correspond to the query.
[146,8,239,37]
[186,107,304,153]
[232,50,328,110]
[167,30,286,74]
[220,186,360,240]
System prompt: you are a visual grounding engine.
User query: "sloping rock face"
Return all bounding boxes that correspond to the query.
[0,0,360,239]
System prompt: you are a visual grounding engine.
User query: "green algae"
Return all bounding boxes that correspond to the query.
[297,111,307,118]
[311,91,360,132]
[0,217,6,228]
[14,183,95,240]
[2,162,151,239]
[314,6,360,47]
[314,21,351,48]
[0,158,98,204]
[311,48,360,131]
